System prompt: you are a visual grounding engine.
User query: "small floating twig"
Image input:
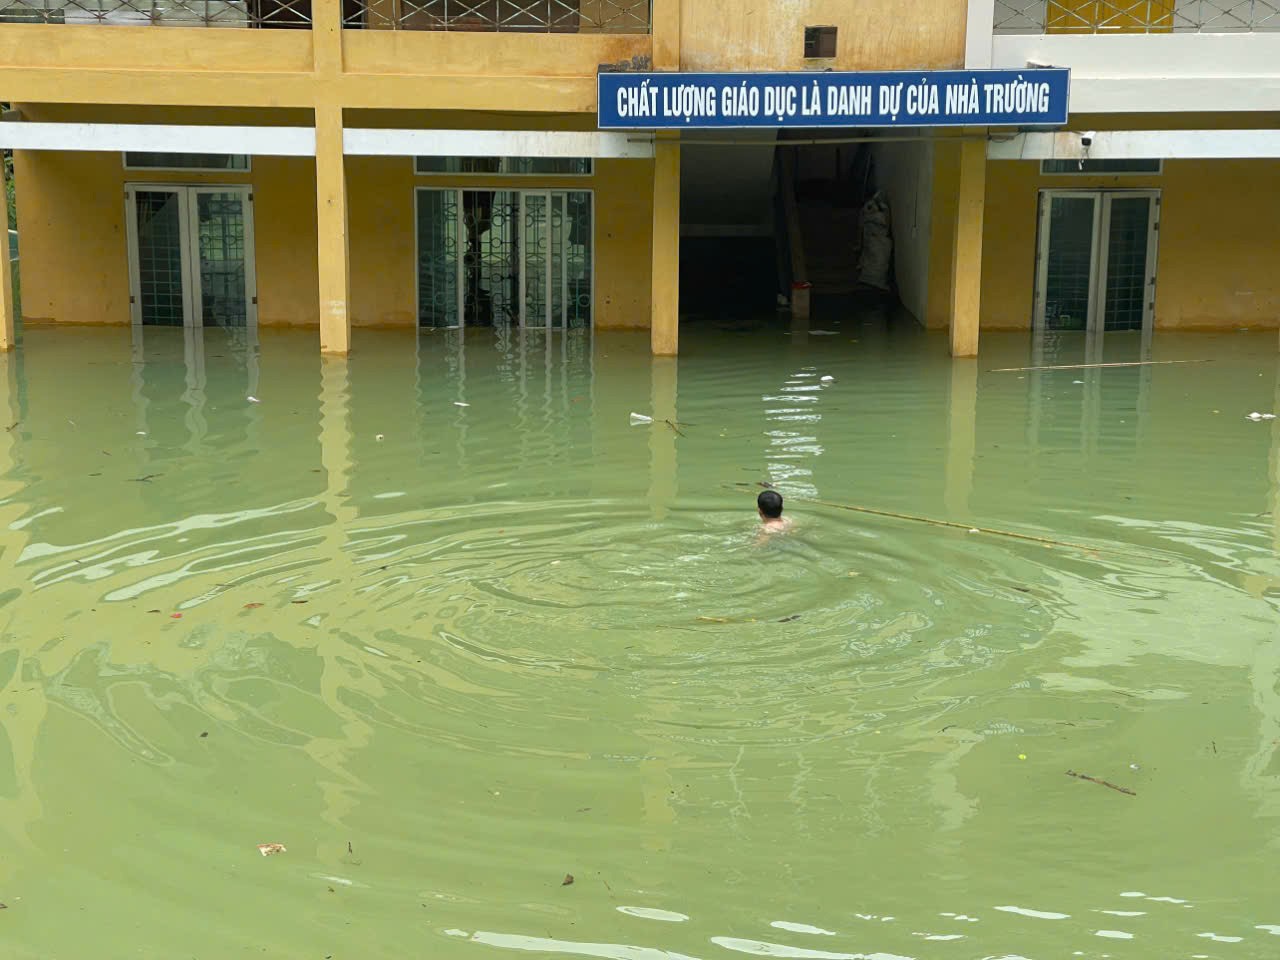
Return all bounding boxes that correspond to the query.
[990,359,1212,373]
[664,419,686,438]
[1066,770,1136,797]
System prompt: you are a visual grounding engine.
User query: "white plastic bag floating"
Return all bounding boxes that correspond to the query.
[858,191,893,291]
[1246,412,1277,421]
[629,413,654,426]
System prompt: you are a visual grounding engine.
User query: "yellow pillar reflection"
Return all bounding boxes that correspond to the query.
[944,357,978,518]
[305,357,376,832]
[0,350,45,849]
[647,357,678,520]
[642,355,682,853]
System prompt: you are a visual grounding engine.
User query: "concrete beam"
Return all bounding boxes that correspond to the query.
[0,121,316,155]
[992,33,1280,113]
[344,129,653,158]
[990,129,1280,160]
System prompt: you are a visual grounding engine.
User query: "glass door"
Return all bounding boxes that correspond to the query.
[128,187,191,328]
[191,187,254,328]
[462,189,520,328]
[521,190,551,327]
[126,184,256,328]
[416,187,593,331]
[1034,190,1159,339]
[1036,192,1099,333]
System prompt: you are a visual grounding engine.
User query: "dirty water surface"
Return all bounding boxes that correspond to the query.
[1,317,1279,959]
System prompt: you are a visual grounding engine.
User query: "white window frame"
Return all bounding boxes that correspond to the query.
[411,156,593,177]
[122,152,253,173]
[1039,158,1163,176]
[124,182,258,329]
[413,186,595,331]
[1033,188,1160,345]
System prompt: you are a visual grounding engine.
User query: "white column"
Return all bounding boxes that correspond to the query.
[966,0,996,68]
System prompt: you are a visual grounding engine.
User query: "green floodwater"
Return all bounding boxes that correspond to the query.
[2,315,1280,960]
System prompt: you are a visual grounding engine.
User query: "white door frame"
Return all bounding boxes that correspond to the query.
[1033,188,1160,339]
[125,182,257,329]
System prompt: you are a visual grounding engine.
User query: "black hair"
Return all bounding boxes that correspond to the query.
[757,490,784,518]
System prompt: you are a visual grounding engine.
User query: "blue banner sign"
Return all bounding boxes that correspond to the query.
[598,68,1070,129]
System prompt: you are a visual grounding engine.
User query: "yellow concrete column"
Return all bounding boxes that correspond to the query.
[0,157,14,351]
[316,104,351,355]
[650,0,683,71]
[313,0,350,355]
[949,135,986,359]
[651,133,680,357]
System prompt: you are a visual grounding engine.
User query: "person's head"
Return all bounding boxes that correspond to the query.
[757,490,784,519]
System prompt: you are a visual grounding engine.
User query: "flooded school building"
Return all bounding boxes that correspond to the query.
[0,0,1278,357]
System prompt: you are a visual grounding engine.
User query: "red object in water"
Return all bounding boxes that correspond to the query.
[170,613,183,619]
[791,281,812,290]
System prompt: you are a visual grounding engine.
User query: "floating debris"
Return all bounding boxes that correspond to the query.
[1066,769,1136,796]
[629,412,653,426]
[247,396,261,404]
[561,874,574,886]
[1247,412,1276,421]
[257,843,287,857]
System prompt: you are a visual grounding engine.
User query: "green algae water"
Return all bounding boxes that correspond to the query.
[2,317,1280,959]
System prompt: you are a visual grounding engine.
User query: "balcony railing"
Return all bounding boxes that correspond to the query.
[995,0,1280,33]
[0,0,310,26]
[342,0,650,32]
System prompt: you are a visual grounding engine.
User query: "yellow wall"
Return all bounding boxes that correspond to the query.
[980,159,1280,329]
[680,0,965,72]
[14,104,654,330]
[594,158,654,328]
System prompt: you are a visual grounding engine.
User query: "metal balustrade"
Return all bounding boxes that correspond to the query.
[0,0,310,26]
[342,0,651,33]
[995,0,1280,33]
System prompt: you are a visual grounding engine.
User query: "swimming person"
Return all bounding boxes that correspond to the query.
[757,489,793,534]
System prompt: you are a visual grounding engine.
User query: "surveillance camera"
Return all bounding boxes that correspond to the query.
[1080,131,1096,147]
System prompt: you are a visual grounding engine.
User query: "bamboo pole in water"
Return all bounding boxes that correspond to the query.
[728,484,1106,553]
[806,498,1104,552]
[989,359,1212,373]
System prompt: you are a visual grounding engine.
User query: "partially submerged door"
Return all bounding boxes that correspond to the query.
[126,184,256,328]
[416,187,593,330]
[1034,189,1159,338]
